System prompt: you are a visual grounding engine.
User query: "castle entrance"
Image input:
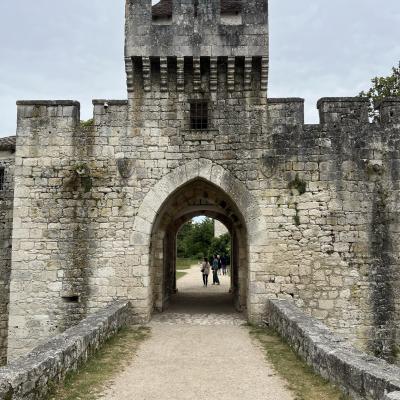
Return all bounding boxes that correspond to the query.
[149,178,248,315]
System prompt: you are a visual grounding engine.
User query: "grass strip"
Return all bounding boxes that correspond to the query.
[176,271,188,280]
[47,326,150,400]
[176,258,198,269]
[249,325,350,400]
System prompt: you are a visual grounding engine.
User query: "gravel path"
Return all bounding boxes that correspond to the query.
[99,265,294,400]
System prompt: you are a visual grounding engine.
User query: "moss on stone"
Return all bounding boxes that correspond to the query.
[288,174,307,195]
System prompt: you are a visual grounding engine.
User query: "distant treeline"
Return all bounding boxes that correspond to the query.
[177,218,231,262]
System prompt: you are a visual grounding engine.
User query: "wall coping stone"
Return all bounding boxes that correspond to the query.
[317,97,369,108]
[375,97,400,108]
[0,301,131,400]
[16,100,80,107]
[267,300,400,400]
[92,99,129,106]
[268,98,305,104]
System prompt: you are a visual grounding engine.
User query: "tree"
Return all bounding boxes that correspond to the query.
[176,218,215,259]
[360,61,400,120]
[208,233,231,263]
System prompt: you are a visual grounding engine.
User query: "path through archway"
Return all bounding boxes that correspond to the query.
[150,178,248,316]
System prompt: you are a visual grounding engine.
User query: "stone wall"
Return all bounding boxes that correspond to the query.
[267,299,400,400]
[0,151,14,365]
[6,90,400,361]
[0,301,131,400]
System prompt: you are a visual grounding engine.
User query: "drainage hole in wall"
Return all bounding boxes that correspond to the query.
[62,296,80,303]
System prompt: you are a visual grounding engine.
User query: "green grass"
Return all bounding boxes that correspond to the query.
[47,326,150,400]
[176,271,187,280]
[249,326,350,400]
[176,258,198,270]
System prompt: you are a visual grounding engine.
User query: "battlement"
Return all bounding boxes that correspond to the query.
[375,97,400,124]
[267,98,304,126]
[317,97,369,125]
[16,100,80,124]
[125,0,268,58]
[268,97,400,127]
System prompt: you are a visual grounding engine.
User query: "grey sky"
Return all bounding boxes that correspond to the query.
[0,1,399,136]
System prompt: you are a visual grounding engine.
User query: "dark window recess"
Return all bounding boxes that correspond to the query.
[190,102,209,130]
[62,295,80,303]
[152,0,172,25]
[0,168,5,191]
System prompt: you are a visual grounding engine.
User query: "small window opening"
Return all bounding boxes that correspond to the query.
[0,168,5,191]
[191,102,209,130]
[62,295,80,303]
[152,0,172,25]
[220,0,242,25]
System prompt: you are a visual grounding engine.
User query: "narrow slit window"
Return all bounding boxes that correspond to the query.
[191,102,209,130]
[0,168,4,191]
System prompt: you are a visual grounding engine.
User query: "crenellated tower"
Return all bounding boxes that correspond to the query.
[124,0,269,97]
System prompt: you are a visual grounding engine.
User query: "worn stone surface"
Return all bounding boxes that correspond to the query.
[267,299,400,400]
[0,145,14,365]
[99,265,293,400]
[1,0,400,365]
[0,301,131,400]
[385,393,400,400]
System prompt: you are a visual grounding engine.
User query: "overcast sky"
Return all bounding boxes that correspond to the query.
[0,1,399,136]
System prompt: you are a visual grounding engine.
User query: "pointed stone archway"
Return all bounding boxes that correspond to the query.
[132,159,266,321]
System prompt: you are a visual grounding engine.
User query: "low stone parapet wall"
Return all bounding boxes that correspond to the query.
[0,301,132,399]
[385,393,400,400]
[266,300,400,400]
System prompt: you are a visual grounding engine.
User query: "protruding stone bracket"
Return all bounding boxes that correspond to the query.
[125,57,134,93]
[260,56,268,92]
[177,57,185,92]
[193,57,201,92]
[244,57,252,91]
[142,57,151,92]
[210,57,218,92]
[227,57,235,92]
[160,57,168,92]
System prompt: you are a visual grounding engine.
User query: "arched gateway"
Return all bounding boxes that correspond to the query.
[133,159,265,316]
[3,0,400,364]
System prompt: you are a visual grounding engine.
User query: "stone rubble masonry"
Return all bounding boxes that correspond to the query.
[0,151,15,366]
[2,0,400,368]
[267,299,400,400]
[0,301,131,400]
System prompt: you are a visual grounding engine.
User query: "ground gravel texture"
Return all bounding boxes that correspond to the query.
[99,265,294,400]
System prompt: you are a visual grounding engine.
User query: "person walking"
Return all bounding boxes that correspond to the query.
[212,255,220,285]
[217,255,222,275]
[221,255,227,276]
[201,257,210,287]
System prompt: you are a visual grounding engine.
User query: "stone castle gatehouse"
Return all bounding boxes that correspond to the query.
[0,0,399,364]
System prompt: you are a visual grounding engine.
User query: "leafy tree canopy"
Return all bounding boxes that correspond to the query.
[360,61,400,119]
[177,218,230,262]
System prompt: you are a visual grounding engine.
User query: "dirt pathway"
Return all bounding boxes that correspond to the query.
[99,265,294,400]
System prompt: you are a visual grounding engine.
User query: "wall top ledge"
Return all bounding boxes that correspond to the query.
[268,98,304,104]
[16,100,80,107]
[375,97,400,108]
[92,100,128,106]
[317,97,369,108]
